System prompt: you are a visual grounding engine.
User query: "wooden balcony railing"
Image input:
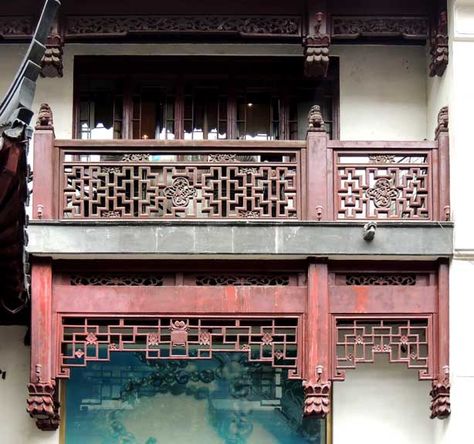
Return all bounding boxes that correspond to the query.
[32,108,450,222]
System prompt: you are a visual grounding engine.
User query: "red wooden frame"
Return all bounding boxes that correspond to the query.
[27,258,450,429]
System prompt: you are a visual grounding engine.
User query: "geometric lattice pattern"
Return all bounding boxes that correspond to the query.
[62,152,300,219]
[334,318,431,380]
[60,317,300,378]
[336,153,431,219]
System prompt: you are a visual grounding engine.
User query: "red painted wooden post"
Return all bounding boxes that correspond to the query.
[430,259,450,419]
[303,260,331,417]
[27,257,60,430]
[306,106,329,220]
[435,106,450,221]
[32,104,56,220]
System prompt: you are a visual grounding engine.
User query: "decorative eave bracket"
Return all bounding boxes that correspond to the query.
[303,12,330,79]
[430,11,449,77]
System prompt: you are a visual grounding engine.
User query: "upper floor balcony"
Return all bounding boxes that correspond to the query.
[32,105,450,224]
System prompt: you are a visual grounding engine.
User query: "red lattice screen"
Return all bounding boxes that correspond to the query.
[61,150,301,219]
[335,152,431,219]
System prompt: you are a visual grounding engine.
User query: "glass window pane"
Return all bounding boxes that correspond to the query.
[65,352,325,444]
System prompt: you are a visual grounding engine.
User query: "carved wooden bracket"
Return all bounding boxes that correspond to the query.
[303,13,330,79]
[27,381,60,431]
[429,11,448,77]
[303,380,331,418]
[40,33,64,78]
[430,376,451,419]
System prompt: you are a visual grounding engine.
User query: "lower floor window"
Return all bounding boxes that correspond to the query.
[65,352,326,443]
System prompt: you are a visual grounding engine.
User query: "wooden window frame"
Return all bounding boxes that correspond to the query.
[73,56,340,140]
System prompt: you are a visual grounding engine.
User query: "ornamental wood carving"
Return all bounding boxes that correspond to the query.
[62,149,300,219]
[331,16,429,40]
[336,152,430,219]
[59,317,300,378]
[40,33,64,78]
[344,273,417,286]
[303,13,330,79]
[27,381,60,431]
[35,103,54,130]
[430,11,448,77]
[333,318,431,381]
[66,15,302,38]
[195,274,290,286]
[435,106,449,138]
[303,381,331,418]
[0,16,33,38]
[307,105,326,132]
[70,273,164,286]
[430,377,451,419]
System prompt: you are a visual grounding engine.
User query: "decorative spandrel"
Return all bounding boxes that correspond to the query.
[333,318,431,380]
[336,153,431,219]
[65,352,325,444]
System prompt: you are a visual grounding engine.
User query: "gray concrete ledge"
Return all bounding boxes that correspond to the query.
[28,221,453,260]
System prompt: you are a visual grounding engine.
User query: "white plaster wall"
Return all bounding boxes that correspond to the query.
[333,357,434,444]
[332,45,427,140]
[0,326,59,444]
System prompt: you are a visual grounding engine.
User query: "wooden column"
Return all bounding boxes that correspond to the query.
[306,106,329,220]
[32,104,56,220]
[27,258,60,431]
[430,259,450,419]
[303,260,331,417]
[435,106,450,221]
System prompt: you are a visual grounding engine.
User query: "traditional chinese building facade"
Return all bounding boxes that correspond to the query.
[1,0,473,443]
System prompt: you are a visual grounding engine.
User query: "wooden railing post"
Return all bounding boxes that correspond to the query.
[32,104,56,220]
[303,259,331,418]
[435,106,450,221]
[306,105,329,220]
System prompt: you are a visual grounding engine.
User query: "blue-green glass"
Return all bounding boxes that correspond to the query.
[65,352,325,444]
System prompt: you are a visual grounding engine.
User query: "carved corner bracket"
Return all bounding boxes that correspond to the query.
[429,11,448,77]
[303,13,330,79]
[303,380,331,418]
[41,33,64,78]
[430,376,451,419]
[27,380,60,431]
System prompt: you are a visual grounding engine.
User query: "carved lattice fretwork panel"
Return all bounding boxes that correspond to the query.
[331,16,429,40]
[66,15,302,37]
[344,273,417,286]
[333,318,431,380]
[336,153,431,219]
[70,273,165,286]
[195,274,290,286]
[62,152,300,219]
[60,317,300,378]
